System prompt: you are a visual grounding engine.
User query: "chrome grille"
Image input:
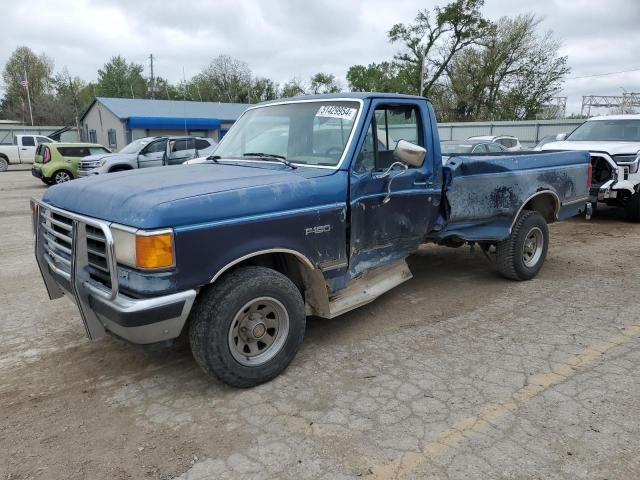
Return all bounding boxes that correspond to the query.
[40,208,73,275]
[85,225,112,288]
[39,207,112,288]
[78,160,101,170]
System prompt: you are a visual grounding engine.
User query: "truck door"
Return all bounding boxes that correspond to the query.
[166,138,195,165]
[348,101,440,275]
[18,136,37,163]
[137,139,167,168]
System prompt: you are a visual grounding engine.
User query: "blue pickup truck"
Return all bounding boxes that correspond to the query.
[32,93,591,387]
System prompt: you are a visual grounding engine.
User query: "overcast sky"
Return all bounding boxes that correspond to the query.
[1,0,639,114]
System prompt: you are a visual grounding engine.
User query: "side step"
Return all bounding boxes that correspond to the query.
[327,260,413,318]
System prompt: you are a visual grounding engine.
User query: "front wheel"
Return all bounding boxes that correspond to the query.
[0,157,8,172]
[189,266,306,388]
[496,211,549,281]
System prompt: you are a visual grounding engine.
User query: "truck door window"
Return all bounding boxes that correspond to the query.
[171,139,193,152]
[356,105,422,172]
[21,136,35,147]
[36,136,52,144]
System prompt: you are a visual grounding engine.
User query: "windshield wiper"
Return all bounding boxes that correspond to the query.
[206,154,221,163]
[242,152,297,169]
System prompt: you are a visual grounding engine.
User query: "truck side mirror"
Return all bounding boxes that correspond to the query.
[555,133,567,141]
[394,140,426,167]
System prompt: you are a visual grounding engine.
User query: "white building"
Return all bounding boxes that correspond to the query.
[80,97,250,151]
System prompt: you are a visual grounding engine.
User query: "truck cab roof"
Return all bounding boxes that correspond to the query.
[258,92,428,106]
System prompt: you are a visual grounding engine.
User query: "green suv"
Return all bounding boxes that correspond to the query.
[32,143,111,184]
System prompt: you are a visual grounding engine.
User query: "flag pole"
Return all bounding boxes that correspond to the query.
[24,68,34,126]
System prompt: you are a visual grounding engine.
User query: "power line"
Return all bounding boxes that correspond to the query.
[566,67,640,81]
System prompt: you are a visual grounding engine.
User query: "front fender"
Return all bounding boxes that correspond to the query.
[172,202,348,292]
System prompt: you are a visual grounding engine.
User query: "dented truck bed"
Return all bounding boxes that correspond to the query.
[430,151,591,243]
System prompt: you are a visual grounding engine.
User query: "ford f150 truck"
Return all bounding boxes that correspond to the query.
[541,114,640,220]
[32,93,591,387]
[0,134,55,171]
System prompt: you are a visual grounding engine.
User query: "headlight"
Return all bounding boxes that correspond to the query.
[111,226,175,269]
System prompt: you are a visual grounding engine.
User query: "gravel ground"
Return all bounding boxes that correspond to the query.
[1,170,639,480]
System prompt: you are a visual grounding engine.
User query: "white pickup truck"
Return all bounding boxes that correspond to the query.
[541,114,640,220]
[0,134,56,171]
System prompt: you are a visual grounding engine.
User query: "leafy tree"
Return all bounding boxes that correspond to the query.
[1,46,54,123]
[388,0,490,96]
[250,77,279,102]
[152,76,181,100]
[445,14,570,120]
[280,78,307,98]
[347,61,415,93]
[309,72,340,94]
[96,55,147,98]
[49,68,90,125]
[192,55,252,103]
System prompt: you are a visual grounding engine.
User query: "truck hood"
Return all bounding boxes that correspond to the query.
[41,163,344,229]
[541,141,640,156]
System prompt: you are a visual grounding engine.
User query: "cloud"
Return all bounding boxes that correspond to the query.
[1,0,638,114]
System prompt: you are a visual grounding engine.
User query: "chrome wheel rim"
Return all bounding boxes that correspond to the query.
[523,227,544,268]
[0,158,7,171]
[228,296,289,367]
[55,171,71,183]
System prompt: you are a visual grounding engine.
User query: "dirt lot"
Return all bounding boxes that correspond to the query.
[1,169,640,480]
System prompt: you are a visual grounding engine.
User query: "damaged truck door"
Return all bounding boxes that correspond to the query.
[32,93,591,388]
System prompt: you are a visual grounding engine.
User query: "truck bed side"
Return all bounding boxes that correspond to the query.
[430,150,591,242]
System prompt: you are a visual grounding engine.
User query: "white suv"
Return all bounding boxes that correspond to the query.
[467,135,522,151]
[541,114,640,220]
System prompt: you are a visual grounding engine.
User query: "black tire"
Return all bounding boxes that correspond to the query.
[496,210,549,281]
[109,166,131,173]
[626,192,640,222]
[189,266,306,388]
[0,156,8,172]
[52,169,73,184]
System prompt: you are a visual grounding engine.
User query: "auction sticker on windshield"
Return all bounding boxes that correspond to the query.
[316,105,357,120]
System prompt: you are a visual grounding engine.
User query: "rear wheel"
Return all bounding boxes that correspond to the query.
[0,156,8,172]
[189,266,306,388]
[53,170,73,184]
[626,191,640,222]
[496,211,549,281]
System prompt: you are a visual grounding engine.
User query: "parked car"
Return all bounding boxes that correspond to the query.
[31,143,111,184]
[467,135,522,151]
[534,133,567,151]
[440,140,507,162]
[0,134,55,171]
[78,136,217,176]
[540,114,640,220]
[31,93,590,388]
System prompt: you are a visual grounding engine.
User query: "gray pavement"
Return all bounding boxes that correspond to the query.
[1,170,638,479]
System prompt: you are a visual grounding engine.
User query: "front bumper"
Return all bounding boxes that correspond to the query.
[32,199,196,345]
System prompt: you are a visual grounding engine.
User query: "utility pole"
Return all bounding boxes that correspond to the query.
[419,54,427,97]
[149,53,156,99]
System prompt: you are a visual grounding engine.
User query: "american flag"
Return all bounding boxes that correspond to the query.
[19,72,29,88]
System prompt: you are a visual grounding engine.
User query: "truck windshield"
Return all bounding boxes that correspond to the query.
[214,101,360,167]
[567,119,640,142]
[120,138,150,154]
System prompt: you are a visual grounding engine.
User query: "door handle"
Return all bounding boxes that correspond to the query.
[21,147,27,150]
[413,180,427,186]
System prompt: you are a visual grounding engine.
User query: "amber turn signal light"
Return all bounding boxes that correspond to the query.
[135,232,174,269]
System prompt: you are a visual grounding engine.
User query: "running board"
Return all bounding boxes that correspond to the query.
[327,260,413,318]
